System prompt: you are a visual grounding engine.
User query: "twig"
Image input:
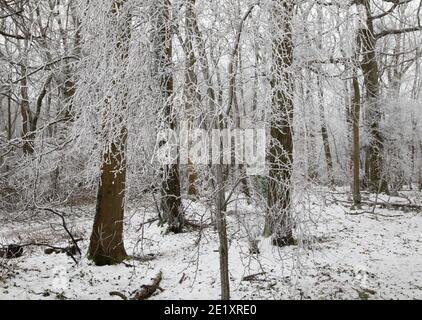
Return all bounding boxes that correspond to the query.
[109,291,128,300]
[242,272,266,281]
[178,273,187,284]
[137,218,159,232]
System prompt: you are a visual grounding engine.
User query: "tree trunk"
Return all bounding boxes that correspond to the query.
[351,75,362,208]
[265,0,295,247]
[303,71,318,182]
[159,0,184,233]
[20,66,33,155]
[317,75,334,187]
[419,143,422,191]
[184,0,198,197]
[364,146,370,189]
[358,0,389,194]
[7,90,12,141]
[236,49,251,199]
[88,0,130,266]
[215,161,230,300]
[89,138,128,266]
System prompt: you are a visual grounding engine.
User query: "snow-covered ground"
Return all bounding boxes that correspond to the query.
[1,191,422,300]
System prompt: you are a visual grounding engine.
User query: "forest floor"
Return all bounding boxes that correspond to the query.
[1,189,422,300]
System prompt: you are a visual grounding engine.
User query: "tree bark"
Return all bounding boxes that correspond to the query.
[419,143,422,191]
[89,135,128,266]
[7,90,12,141]
[265,0,295,247]
[351,75,362,208]
[215,162,230,300]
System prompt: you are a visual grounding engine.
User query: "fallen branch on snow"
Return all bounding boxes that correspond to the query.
[133,271,164,300]
[242,272,266,281]
[109,271,164,300]
[334,198,422,212]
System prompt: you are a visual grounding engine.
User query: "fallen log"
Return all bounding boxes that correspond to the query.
[132,253,157,262]
[375,202,421,211]
[334,198,422,212]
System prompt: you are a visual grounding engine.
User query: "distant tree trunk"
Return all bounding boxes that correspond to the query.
[31,75,52,134]
[234,50,250,199]
[364,146,370,189]
[20,66,33,155]
[412,50,421,190]
[265,0,295,247]
[419,143,422,191]
[88,0,130,266]
[214,38,229,301]
[351,75,361,208]
[7,90,12,141]
[303,71,318,182]
[215,160,230,300]
[184,0,198,197]
[350,32,362,207]
[358,0,389,194]
[317,75,334,187]
[410,144,415,190]
[409,119,417,189]
[315,8,334,187]
[345,80,354,190]
[186,158,198,196]
[159,0,184,233]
